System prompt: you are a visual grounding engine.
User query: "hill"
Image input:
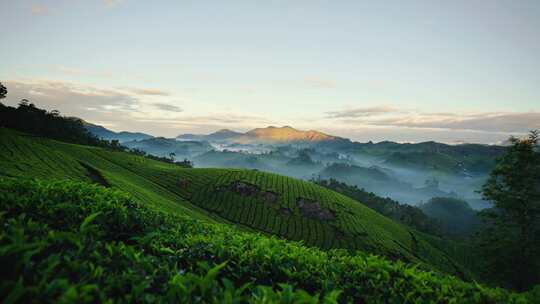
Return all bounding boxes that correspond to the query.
[1,178,531,303]
[315,178,442,236]
[177,128,244,141]
[84,122,153,143]
[0,127,473,277]
[178,126,345,144]
[123,137,213,159]
[243,126,340,143]
[420,197,482,237]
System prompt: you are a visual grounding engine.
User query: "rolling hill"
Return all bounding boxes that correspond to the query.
[84,122,153,143]
[1,178,528,303]
[177,128,244,142]
[0,127,473,277]
[122,137,213,159]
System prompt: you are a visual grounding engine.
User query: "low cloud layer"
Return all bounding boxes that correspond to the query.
[103,0,125,8]
[326,106,399,118]
[152,103,183,112]
[304,77,336,89]
[129,88,170,96]
[5,80,139,114]
[30,4,48,15]
[1,79,273,137]
[369,112,540,133]
[325,106,539,134]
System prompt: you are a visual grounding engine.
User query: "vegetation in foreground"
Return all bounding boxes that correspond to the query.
[1,89,539,299]
[1,178,535,303]
[477,131,540,291]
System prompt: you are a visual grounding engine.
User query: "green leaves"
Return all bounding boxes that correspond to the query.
[0,178,531,303]
[79,212,101,233]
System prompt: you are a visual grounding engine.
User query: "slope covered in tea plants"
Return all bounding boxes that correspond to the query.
[1,179,532,303]
[0,128,470,276]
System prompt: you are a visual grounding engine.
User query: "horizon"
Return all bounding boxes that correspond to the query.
[98,122,510,146]
[1,0,539,144]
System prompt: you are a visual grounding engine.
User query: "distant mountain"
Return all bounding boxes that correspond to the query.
[177,129,243,142]
[178,126,343,144]
[243,126,340,143]
[85,123,153,143]
[419,197,481,237]
[123,137,213,158]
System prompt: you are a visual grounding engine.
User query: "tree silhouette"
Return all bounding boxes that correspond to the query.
[0,82,7,99]
[478,130,540,291]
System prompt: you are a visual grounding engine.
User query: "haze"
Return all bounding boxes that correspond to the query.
[1,0,539,144]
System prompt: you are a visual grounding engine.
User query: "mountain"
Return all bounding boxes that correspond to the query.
[177,126,344,144]
[177,128,243,141]
[242,126,340,143]
[123,137,213,159]
[177,128,244,141]
[85,122,153,143]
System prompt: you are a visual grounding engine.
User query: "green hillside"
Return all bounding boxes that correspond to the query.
[0,128,471,276]
[0,178,531,303]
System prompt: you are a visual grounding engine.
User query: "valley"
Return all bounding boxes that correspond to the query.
[113,125,503,210]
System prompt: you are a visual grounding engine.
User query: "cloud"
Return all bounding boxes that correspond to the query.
[326,106,540,134]
[31,4,48,15]
[58,66,113,78]
[128,88,170,96]
[152,103,183,113]
[369,112,540,133]
[1,79,274,137]
[103,0,125,8]
[4,80,139,114]
[134,114,273,126]
[325,106,399,118]
[305,77,336,89]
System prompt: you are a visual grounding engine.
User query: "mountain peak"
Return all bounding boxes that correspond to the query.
[245,126,338,142]
[215,128,234,133]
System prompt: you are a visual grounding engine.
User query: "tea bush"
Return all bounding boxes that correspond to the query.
[0,179,532,303]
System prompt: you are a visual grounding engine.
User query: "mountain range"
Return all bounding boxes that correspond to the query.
[85,122,506,209]
[177,126,344,144]
[84,122,153,143]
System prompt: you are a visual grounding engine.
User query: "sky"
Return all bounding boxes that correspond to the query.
[1,0,539,144]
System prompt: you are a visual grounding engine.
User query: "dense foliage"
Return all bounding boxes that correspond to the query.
[478,131,540,291]
[0,82,7,99]
[420,197,481,238]
[1,178,534,303]
[0,99,113,147]
[314,178,441,235]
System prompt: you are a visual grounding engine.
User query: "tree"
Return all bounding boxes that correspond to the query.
[0,82,7,99]
[478,130,540,291]
[169,152,176,162]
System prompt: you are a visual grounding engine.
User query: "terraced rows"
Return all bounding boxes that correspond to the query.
[0,128,471,276]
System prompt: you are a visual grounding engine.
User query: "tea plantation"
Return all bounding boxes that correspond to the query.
[0,128,468,274]
[1,128,537,302]
[0,178,534,303]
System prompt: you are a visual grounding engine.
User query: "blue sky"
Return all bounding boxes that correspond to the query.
[1,0,539,143]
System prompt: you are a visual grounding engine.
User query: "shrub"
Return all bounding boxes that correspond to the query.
[0,179,531,303]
